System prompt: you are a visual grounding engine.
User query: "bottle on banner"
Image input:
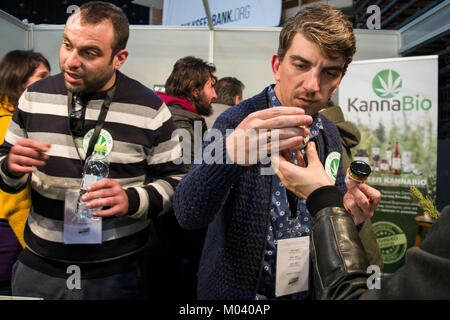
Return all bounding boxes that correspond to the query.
[392,141,401,175]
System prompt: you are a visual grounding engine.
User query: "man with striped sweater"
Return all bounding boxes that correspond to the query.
[0,2,184,299]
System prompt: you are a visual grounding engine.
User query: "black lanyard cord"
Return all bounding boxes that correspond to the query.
[67,84,117,169]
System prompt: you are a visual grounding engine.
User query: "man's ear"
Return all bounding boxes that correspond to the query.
[192,88,200,99]
[331,79,343,95]
[331,87,338,95]
[113,49,128,70]
[330,72,345,95]
[187,79,199,99]
[271,54,281,82]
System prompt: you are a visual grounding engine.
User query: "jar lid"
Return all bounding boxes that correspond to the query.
[349,160,371,177]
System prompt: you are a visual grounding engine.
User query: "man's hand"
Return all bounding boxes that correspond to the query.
[8,139,51,177]
[344,179,381,225]
[81,179,129,217]
[226,106,312,166]
[273,142,332,199]
[273,141,381,225]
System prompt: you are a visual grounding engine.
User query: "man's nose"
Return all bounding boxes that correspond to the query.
[303,70,320,92]
[65,50,82,69]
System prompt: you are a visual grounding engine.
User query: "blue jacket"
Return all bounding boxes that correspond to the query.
[173,87,346,299]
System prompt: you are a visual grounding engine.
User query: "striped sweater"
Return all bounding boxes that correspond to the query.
[0,71,184,265]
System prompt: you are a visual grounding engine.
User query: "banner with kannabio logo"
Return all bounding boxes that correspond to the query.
[339,56,438,273]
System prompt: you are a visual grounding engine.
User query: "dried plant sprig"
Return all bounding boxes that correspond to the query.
[410,186,440,220]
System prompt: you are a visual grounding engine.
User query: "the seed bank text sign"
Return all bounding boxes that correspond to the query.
[162,0,281,27]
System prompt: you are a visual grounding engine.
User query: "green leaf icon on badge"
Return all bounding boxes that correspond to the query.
[325,152,341,183]
[83,128,114,157]
[372,69,402,99]
[330,158,339,178]
[97,135,107,146]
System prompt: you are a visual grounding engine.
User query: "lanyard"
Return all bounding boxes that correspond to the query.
[67,84,116,168]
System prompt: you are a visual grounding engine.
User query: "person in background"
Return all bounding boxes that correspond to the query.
[0,50,50,296]
[320,99,383,268]
[152,56,217,299]
[173,4,379,299]
[156,56,217,171]
[205,76,245,129]
[0,2,184,300]
[275,141,449,299]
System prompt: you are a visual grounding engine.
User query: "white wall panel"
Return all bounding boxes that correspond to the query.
[121,27,210,90]
[30,26,65,74]
[0,11,28,59]
[213,28,279,99]
[354,29,400,61]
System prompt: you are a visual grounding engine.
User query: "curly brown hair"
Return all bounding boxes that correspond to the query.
[278,4,356,74]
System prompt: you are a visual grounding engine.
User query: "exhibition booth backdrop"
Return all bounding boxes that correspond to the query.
[0,9,399,100]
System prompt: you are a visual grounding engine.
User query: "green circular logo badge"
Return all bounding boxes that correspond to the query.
[372,69,402,99]
[325,152,340,183]
[83,128,114,156]
[373,221,407,264]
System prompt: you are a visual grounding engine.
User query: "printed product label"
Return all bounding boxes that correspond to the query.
[373,221,407,264]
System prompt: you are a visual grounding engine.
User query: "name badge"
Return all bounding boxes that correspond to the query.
[63,190,102,244]
[275,236,310,297]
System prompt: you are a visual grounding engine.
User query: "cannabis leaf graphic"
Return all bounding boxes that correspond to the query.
[330,159,338,178]
[372,69,402,99]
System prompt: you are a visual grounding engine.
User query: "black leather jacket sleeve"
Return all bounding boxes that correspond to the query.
[307,186,370,299]
[307,186,450,299]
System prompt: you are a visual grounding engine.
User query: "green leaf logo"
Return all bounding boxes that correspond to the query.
[325,152,341,184]
[83,128,114,156]
[372,69,402,98]
[330,159,339,178]
[97,135,107,146]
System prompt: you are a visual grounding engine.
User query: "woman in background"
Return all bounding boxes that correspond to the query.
[0,50,50,296]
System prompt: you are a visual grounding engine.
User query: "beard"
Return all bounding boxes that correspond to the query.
[61,64,115,94]
[194,92,213,116]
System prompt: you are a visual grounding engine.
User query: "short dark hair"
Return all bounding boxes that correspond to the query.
[77,1,129,57]
[165,56,216,102]
[0,50,50,106]
[278,4,356,74]
[213,77,245,106]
